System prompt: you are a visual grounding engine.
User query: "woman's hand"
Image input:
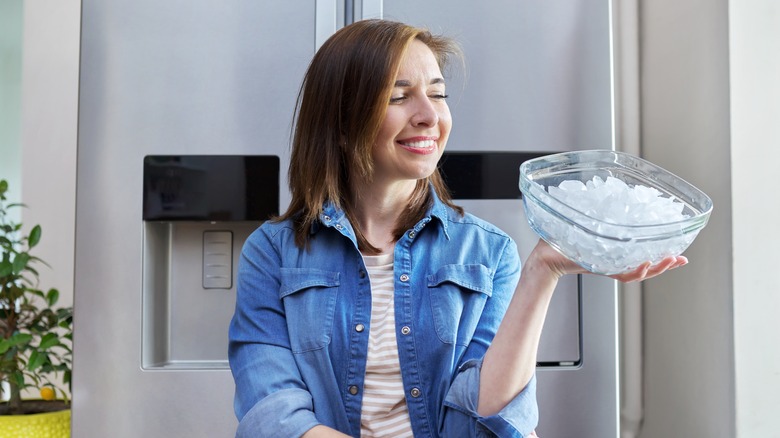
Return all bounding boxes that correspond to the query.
[529,238,688,283]
[302,425,352,438]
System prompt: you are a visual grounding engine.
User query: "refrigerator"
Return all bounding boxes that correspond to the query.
[74,1,619,436]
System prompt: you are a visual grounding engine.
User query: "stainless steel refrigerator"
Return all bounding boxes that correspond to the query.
[75,1,618,436]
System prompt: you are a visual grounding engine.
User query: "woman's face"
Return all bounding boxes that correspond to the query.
[371,39,452,189]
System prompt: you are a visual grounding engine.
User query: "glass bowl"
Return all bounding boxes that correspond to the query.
[518,150,713,275]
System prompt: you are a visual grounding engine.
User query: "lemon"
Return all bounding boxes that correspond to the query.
[40,386,56,401]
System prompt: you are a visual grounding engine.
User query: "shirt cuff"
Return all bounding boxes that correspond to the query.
[236,387,320,438]
[443,359,539,437]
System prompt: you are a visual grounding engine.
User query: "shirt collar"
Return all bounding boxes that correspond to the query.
[313,185,451,240]
[426,188,451,240]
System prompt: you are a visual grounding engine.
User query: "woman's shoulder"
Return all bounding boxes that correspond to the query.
[244,217,297,246]
[443,207,512,240]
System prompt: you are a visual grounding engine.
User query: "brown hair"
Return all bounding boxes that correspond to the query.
[278,19,463,253]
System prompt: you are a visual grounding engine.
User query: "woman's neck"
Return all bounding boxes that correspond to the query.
[351,180,415,254]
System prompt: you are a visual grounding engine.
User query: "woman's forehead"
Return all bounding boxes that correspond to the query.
[394,40,444,83]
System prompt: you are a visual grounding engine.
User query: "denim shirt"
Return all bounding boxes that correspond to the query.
[228,193,539,437]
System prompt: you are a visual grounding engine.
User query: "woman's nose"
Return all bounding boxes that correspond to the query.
[410,98,439,127]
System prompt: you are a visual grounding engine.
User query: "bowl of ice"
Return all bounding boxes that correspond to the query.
[518,150,713,275]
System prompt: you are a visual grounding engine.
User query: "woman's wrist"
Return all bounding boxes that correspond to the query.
[523,239,582,283]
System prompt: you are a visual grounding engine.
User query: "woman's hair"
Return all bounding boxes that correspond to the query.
[278,19,463,253]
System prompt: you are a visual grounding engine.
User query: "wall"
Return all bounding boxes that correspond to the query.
[729,1,780,436]
[19,0,81,392]
[639,0,735,437]
[0,0,23,210]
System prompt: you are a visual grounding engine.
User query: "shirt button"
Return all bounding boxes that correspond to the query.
[410,387,421,398]
[399,274,409,282]
[349,385,359,395]
[335,224,343,230]
[401,326,411,335]
[323,215,331,222]
[359,269,366,279]
[408,231,416,239]
[355,323,365,333]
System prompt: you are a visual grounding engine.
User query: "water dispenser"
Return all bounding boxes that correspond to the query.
[141,155,279,369]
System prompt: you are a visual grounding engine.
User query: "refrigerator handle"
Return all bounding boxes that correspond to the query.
[315,0,383,50]
[315,0,340,50]
[359,0,383,20]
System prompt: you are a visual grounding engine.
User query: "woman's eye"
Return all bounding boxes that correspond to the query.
[389,92,448,104]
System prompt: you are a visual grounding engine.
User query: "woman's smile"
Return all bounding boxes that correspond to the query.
[397,136,439,154]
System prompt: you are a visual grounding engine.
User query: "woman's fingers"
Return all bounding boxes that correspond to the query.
[610,256,688,283]
[646,256,688,278]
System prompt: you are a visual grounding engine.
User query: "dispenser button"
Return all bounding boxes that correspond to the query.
[203,231,233,289]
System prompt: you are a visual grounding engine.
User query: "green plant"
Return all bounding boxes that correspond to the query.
[0,179,72,415]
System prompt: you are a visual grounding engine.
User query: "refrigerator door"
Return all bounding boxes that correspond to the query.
[365,2,620,437]
[75,2,339,437]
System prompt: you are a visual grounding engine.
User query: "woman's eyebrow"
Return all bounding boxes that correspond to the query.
[393,77,446,87]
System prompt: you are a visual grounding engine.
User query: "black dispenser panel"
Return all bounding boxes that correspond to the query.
[143,155,279,221]
[438,151,548,200]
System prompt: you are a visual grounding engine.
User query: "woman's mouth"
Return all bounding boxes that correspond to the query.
[398,138,437,154]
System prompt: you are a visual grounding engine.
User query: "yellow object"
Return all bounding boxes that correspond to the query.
[0,409,70,438]
[40,387,56,401]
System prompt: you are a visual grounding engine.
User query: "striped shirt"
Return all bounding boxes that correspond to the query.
[360,252,414,438]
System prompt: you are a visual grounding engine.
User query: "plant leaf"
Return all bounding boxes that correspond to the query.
[0,259,11,276]
[8,332,33,347]
[12,252,30,275]
[27,350,48,371]
[10,370,25,387]
[27,350,39,369]
[46,288,60,307]
[38,332,60,350]
[28,225,42,248]
[0,340,11,355]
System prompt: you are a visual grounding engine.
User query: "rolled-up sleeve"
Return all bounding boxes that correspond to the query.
[442,359,539,438]
[235,387,319,438]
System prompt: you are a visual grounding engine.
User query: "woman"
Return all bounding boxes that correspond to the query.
[228,19,686,438]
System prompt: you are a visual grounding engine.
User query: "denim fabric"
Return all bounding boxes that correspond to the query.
[228,193,539,437]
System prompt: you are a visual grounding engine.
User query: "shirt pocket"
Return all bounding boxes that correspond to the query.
[427,264,493,346]
[279,268,340,353]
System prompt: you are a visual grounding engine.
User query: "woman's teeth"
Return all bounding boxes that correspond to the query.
[401,140,435,148]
